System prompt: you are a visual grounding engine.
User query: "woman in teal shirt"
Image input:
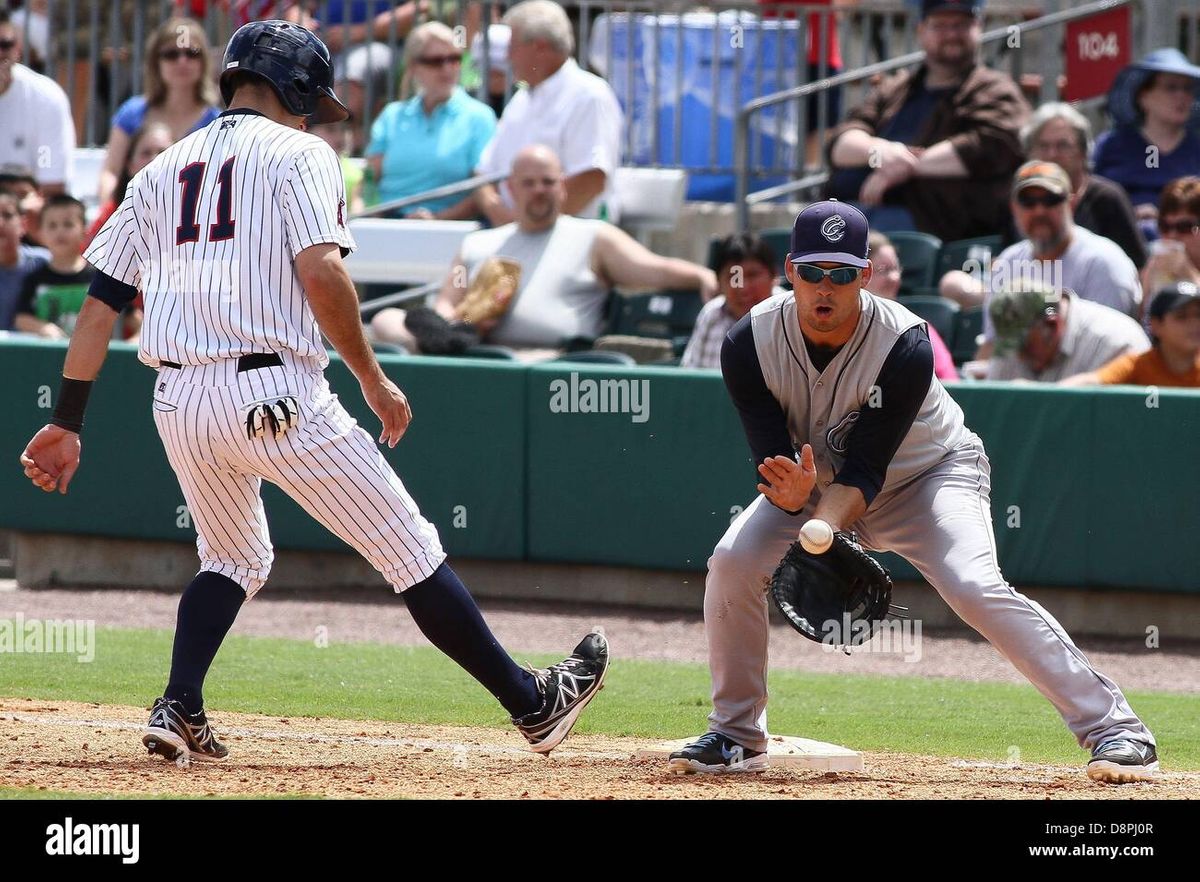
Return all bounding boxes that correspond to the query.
[367,22,497,220]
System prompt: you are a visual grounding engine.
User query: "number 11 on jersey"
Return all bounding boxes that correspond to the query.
[176,157,237,246]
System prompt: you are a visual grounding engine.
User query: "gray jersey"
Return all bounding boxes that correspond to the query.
[749,292,972,494]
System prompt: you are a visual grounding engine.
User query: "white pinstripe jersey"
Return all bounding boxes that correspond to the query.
[84,109,355,368]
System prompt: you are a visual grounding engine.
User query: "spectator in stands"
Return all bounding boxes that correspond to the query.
[372,145,715,356]
[0,190,48,331]
[320,1,428,151]
[1093,49,1200,236]
[97,17,219,206]
[1063,282,1200,388]
[9,2,49,71]
[825,0,1028,240]
[311,118,366,217]
[367,22,496,220]
[13,194,93,339]
[475,0,623,225]
[86,122,172,245]
[867,231,958,380]
[943,162,1142,354]
[986,281,1149,382]
[1023,102,1148,269]
[0,165,45,247]
[1141,176,1200,298]
[472,23,512,118]
[757,0,844,165]
[681,234,782,369]
[0,10,75,196]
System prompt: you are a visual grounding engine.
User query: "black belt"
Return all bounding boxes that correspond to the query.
[160,353,284,372]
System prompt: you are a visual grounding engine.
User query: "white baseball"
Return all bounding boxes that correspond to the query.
[799,519,834,554]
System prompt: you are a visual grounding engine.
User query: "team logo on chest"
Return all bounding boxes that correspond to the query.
[820,215,846,242]
[825,410,860,455]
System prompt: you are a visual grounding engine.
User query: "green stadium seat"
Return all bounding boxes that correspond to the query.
[607,290,704,341]
[950,307,985,365]
[460,344,519,360]
[886,231,943,295]
[759,227,793,289]
[899,295,960,347]
[758,228,793,266]
[935,235,1003,280]
[553,350,638,366]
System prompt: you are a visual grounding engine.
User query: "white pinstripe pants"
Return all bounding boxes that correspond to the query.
[705,437,1154,753]
[151,354,445,598]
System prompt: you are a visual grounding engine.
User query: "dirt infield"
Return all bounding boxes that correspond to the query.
[2,698,1196,799]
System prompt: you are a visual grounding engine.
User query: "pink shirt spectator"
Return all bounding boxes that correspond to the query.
[927,324,958,381]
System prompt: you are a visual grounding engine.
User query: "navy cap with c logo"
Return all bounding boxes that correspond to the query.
[789,199,870,268]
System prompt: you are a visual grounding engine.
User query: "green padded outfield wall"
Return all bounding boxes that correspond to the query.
[2,341,1198,591]
[0,340,525,559]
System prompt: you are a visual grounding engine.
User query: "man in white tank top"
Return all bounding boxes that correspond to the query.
[371,145,717,356]
[667,200,1158,784]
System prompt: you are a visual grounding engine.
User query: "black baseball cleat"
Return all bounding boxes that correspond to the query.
[513,630,610,754]
[668,731,769,775]
[142,697,229,764]
[1087,739,1159,783]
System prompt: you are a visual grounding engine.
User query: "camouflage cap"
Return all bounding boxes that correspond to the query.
[989,280,1063,355]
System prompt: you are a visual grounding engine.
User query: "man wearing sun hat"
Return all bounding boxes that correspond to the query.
[667,199,1159,783]
[1093,48,1200,222]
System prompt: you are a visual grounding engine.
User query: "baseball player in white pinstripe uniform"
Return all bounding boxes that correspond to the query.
[667,200,1158,783]
[19,21,608,765]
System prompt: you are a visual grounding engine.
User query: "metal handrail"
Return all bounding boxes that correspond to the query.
[733,0,1138,228]
[350,170,509,220]
[357,281,442,315]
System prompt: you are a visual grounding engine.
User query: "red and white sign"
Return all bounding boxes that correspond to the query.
[1063,6,1131,102]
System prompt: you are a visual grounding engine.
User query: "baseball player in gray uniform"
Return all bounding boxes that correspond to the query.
[667,201,1158,783]
[18,20,608,764]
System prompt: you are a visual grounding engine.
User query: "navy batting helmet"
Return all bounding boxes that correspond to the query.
[219,20,349,124]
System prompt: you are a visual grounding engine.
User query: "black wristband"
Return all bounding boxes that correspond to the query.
[50,377,93,433]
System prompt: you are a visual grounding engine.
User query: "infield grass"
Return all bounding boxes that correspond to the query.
[2,626,1197,769]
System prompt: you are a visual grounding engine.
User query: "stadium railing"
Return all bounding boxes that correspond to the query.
[732,0,1191,226]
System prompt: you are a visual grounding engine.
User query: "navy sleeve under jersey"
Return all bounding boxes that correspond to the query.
[720,314,795,471]
[87,270,139,313]
[720,317,933,506]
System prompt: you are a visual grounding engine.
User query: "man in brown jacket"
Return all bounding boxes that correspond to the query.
[826,0,1029,241]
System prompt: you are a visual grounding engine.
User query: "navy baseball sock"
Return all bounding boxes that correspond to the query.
[403,563,540,717]
[164,571,246,715]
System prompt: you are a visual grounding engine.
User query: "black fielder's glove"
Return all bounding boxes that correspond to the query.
[403,306,481,355]
[769,531,900,647]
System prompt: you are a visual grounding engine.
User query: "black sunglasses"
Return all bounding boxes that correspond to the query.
[415,54,462,68]
[1016,191,1067,209]
[792,264,863,285]
[160,47,204,61]
[1159,219,1200,236]
[0,39,17,51]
